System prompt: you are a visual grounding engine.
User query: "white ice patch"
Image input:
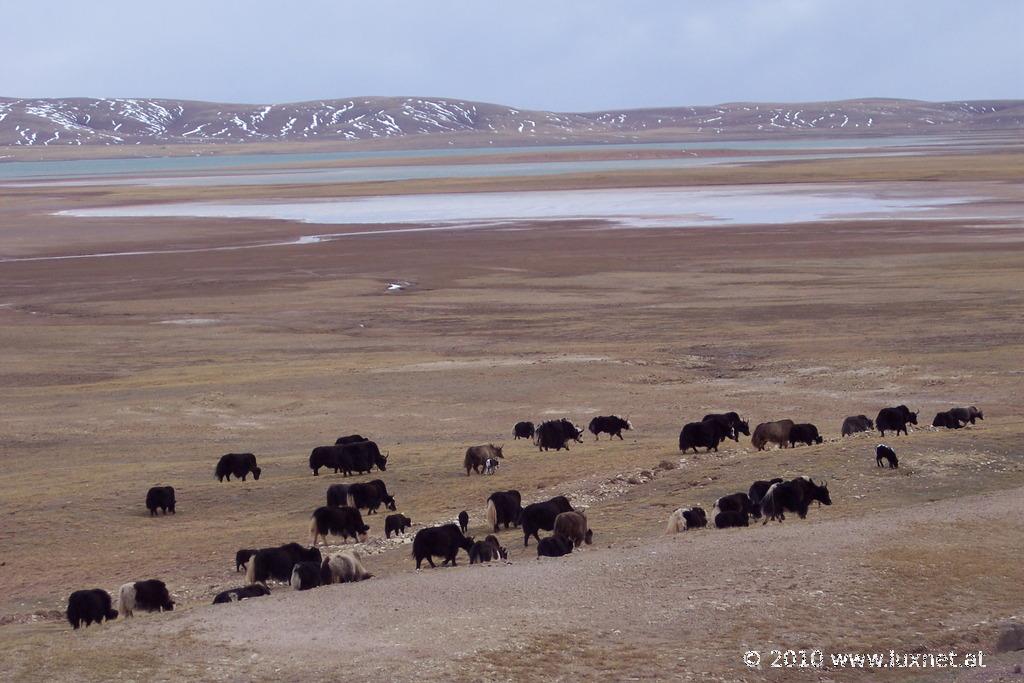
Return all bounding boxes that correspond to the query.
[59,186,974,232]
[156,318,220,325]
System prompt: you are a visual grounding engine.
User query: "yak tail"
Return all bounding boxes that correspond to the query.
[290,566,302,591]
[245,555,258,584]
[486,499,497,530]
[118,583,136,617]
[665,510,681,534]
[347,493,356,508]
[760,483,781,523]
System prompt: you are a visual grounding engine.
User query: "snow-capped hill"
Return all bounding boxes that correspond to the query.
[0,96,1020,146]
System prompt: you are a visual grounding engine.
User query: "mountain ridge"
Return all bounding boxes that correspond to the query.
[1,96,1021,147]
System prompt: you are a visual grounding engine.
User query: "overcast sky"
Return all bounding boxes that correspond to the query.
[2,1,1020,110]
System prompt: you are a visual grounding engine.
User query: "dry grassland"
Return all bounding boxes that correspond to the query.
[0,142,1022,681]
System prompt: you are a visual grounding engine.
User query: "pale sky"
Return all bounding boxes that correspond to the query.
[2,1,1021,110]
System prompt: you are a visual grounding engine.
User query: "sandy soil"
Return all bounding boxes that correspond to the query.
[0,143,1023,681]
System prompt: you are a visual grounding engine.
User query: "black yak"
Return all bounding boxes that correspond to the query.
[66,589,118,629]
[246,543,322,584]
[145,486,176,516]
[876,444,899,469]
[714,511,749,529]
[215,453,261,482]
[385,513,412,538]
[412,524,474,569]
[701,412,750,442]
[588,415,632,440]
[212,585,271,604]
[513,421,535,440]
[665,506,707,533]
[534,419,584,452]
[761,477,832,523]
[537,534,574,558]
[118,579,174,617]
[876,406,917,437]
[486,490,523,532]
[678,419,729,453]
[469,535,508,564]
[520,495,574,547]
[310,506,370,545]
[841,415,874,436]
[788,423,824,447]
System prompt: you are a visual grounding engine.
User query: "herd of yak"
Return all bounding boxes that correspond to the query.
[65,405,983,629]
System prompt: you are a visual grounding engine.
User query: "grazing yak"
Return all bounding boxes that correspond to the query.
[665,506,707,533]
[347,480,396,514]
[537,534,574,558]
[66,589,118,629]
[215,453,261,482]
[678,419,730,453]
[246,543,322,585]
[714,511,750,529]
[748,479,784,509]
[950,406,983,425]
[412,523,474,569]
[520,495,574,547]
[465,444,504,476]
[335,434,366,445]
[484,457,500,475]
[714,492,758,520]
[344,441,388,475]
[486,490,523,532]
[932,410,965,429]
[513,421,535,440]
[458,510,469,534]
[588,415,632,440]
[309,445,345,476]
[554,510,593,547]
[119,579,174,618]
[326,484,350,508]
[841,415,874,436]
[235,548,257,573]
[535,419,584,452]
[290,561,324,591]
[145,486,176,516]
[761,477,832,523]
[385,513,412,538]
[788,423,824,447]
[309,441,388,476]
[310,506,370,545]
[876,444,899,469]
[469,535,508,564]
[875,405,918,437]
[322,549,373,583]
[212,585,271,604]
[701,412,750,442]
[751,420,795,451]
